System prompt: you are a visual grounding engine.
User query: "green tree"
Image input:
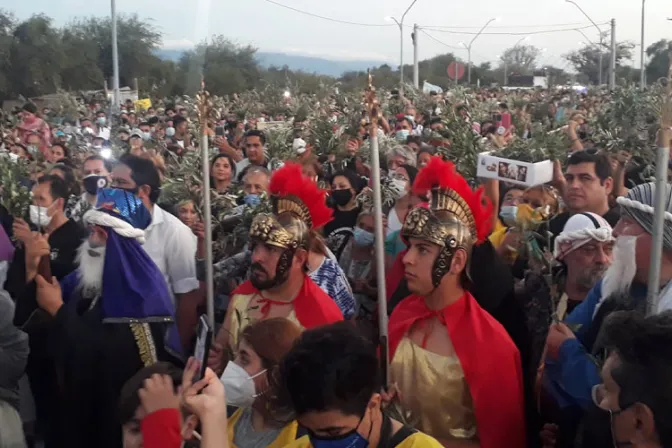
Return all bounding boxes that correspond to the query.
[564,41,634,85]
[9,14,64,97]
[645,39,672,85]
[500,44,541,75]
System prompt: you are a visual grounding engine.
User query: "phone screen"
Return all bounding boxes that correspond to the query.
[193,315,213,383]
[215,126,225,136]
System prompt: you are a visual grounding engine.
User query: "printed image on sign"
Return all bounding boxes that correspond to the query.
[447,62,465,81]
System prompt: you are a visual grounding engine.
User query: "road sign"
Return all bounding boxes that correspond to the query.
[447,61,465,81]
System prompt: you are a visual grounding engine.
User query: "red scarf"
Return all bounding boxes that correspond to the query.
[233,275,344,328]
[389,292,526,448]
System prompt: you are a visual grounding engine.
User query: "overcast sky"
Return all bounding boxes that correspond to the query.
[6,0,672,69]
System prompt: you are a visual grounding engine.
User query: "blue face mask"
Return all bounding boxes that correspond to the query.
[499,205,518,226]
[395,129,410,142]
[309,430,369,448]
[353,227,374,247]
[244,194,261,207]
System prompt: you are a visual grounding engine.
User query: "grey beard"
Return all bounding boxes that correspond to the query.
[76,240,105,296]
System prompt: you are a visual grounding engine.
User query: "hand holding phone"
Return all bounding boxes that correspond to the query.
[193,315,213,383]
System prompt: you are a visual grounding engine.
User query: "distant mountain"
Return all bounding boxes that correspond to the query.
[255,52,387,77]
[155,49,185,62]
[154,48,387,77]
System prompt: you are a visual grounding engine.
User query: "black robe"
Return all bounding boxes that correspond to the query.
[50,288,181,448]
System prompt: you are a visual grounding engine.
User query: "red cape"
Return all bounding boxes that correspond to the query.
[233,275,344,328]
[389,292,526,448]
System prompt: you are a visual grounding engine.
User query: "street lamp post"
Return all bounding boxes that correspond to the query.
[640,0,646,89]
[565,0,604,85]
[111,0,120,112]
[465,17,498,85]
[386,0,419,93]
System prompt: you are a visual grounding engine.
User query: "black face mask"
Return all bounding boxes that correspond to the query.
[83,175,108,195]
[331,189,353,207]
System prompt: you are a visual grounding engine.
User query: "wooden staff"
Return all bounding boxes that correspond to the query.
[196,82,215,329]
[364,71,390,387]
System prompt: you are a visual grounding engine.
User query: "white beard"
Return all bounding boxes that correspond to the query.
[76,240,106,296]
[600,235,638,301]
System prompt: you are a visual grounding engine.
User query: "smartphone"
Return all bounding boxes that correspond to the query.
[215,126,225,137]
[193,315,213,383]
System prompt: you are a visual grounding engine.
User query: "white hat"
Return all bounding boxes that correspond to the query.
[293,138,307,155]
[554,212,614,259]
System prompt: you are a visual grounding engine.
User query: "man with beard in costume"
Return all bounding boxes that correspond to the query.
[34,188,182,448]
[208,163,343,374]
[544,182,672,447]
[387,157,526,448]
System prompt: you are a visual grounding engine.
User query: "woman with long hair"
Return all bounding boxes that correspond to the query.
[211,154,236,193]
[222,318,303,448]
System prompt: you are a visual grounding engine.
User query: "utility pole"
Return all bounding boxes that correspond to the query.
[504,61,508,86]
[640,0,646,89]
[413,23,419,89]
[111,0,120,113]
[609,18,616,90]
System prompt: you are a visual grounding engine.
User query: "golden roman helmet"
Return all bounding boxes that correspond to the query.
[402,157,493,287]
[249,163,333,251]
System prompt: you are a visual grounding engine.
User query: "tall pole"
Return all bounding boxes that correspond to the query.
[640,0,646,89]
[413,23,419,89]
[647,51,672,312]
[364,72,389,386]
[197,85,215,329]
[388,0,419,94]
[467,48,472,84]
[111,0,120,112]
[504,61,508,86]
[598,39,603,85]
[399,21,404,90]
[467,17,497,85]
[609,18,616,90]
[565,1,604,85]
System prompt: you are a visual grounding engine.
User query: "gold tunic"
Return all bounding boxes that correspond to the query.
[228,293,301,349]
[390,337,478,442]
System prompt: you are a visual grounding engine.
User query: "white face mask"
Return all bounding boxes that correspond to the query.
[165,127,176,137]
[29,204,55,227]
[388,177,408,200]
[220,361,266,408]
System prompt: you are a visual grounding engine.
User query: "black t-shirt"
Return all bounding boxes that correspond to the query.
[9,219,88,327]
[548,207,621,237]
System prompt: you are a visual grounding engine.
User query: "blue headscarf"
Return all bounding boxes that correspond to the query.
[76,188,183,357]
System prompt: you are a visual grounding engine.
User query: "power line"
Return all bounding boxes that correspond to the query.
[420,23,609,36]
[417,21,604,29]
[262,0,395,27]
[420,29,465,50]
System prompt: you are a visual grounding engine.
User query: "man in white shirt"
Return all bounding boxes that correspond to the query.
[111,154,201,352]
[95,111,111,141]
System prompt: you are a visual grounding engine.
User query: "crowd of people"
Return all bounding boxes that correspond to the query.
[0,85,671,448]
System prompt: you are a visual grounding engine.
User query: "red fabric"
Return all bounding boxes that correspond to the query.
[389,292,526,448]
[140,408,182,448]
[385,249,407,302]
[232,275,344,328]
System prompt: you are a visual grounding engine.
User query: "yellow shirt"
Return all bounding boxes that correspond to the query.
[283,432,444,448]
[227,408,299,448]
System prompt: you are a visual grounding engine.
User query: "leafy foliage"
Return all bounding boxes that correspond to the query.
[0,157,31,218]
